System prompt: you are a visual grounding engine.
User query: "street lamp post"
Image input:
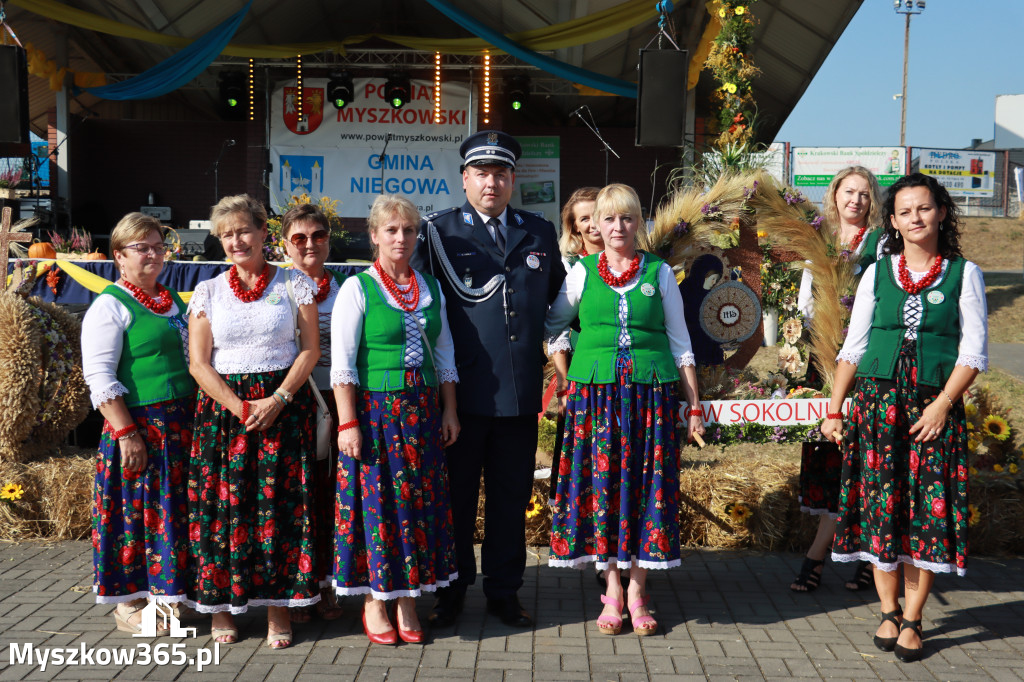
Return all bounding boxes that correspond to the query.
[894,0,926,147]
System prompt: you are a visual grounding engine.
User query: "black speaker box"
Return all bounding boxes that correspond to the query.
[0,45,30,156]
[635,49,688,147]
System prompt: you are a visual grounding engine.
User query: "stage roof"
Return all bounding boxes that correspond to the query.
[7,0,863,143]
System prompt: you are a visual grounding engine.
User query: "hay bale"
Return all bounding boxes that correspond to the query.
[0,450,94,540]
[969,476,1024,556]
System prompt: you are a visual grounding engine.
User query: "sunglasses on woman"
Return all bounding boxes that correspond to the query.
[289,230,329,247]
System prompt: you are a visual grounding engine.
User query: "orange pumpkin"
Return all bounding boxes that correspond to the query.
[28,241,56,259]
[84,250,106,260]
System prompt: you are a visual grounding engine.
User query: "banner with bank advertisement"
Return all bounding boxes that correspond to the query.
[269,77,471,218]
[917,148,996,197]
[791,146,908,205]
[513,137,561,224]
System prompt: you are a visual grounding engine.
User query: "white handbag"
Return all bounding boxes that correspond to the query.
[286,276,333,460]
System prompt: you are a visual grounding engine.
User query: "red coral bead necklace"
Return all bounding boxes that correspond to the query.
[228,263,271,302]
[897,253,944,295]
[846,225,868,252]
[121,278,173,314]
[313,269,332,304]
[373,260,420,312]
[598,251,640,287]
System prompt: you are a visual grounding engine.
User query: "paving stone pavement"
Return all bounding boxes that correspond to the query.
[0,541,1021,681]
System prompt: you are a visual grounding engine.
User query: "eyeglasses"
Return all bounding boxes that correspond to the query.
[122,243,168,256]
[288,230,329,247]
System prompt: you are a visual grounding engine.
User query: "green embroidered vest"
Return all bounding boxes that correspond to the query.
[100,285,195,407]
[355,271,441,390]
[855,256,965,387]
[568,252,678,385]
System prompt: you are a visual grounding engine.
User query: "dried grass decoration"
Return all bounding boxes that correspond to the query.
[0,451,93,540]
[0,261,90,462]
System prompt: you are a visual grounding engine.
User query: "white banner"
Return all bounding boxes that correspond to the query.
[792,146,907,205]
[918,148,996,197]
[681,398,852,426]
[269,77,471,217]
[514,136,560,224]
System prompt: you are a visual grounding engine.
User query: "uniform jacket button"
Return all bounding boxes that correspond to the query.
[510,335,518,342]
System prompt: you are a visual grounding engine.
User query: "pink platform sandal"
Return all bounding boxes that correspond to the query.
[628,596,658,636]
[596,595,623,635]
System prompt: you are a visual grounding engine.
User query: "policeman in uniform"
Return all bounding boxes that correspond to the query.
[412,131,565,627]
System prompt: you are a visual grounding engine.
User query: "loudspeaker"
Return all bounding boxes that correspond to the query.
[635,49,688,147]
[0,45,29,154]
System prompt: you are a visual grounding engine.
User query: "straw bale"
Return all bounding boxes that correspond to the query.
[0,293,43,461]
[0,449,93,541]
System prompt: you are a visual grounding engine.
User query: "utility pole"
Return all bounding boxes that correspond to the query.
[895,0,926,147]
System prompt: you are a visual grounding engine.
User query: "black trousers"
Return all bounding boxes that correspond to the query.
[444,413,537,600]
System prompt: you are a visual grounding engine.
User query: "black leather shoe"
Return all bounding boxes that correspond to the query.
[428,590,463,628]
[486,595,533,627]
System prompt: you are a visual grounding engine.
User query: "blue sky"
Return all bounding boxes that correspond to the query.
[774,0,1024,149]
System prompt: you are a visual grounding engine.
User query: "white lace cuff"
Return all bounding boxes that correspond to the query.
[956,354,988,372]
[675,351,696,368]
[836,350,863,366]
[330,369,360,387]
[438,368,459,384]
[547,337,572,354]
[187,284,209,317]
[91,382,129,409]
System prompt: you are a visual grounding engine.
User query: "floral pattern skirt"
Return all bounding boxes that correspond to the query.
[333,371,458,600]
[832,342,969,576]
[93,397,194,604]
[549,355,681,570]
[187,370,321,614]
[798,441,843,517]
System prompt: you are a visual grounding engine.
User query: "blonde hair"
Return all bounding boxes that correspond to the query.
[209,194,268,237]
[557,186,600,259]
[823,166,883,231]
[110,212,164,253]
[367,194,420,257]
[595,183,647,249]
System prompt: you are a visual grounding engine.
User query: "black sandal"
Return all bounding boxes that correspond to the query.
[790,557,824,592]
[845,560,874,591]
[894,618,924,662]
[873,607,903,651]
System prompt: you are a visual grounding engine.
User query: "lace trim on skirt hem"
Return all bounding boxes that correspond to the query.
[185,594,322,615]
[94,590,189,605]
[548,555,681,570]
[832,550,966,577]
[331,575,456,601]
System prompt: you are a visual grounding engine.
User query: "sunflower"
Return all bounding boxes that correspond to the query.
[964,401,978,418]
[1010,463,1019,475]
[0,483,24,501]
[735,5,747,14]
[982,415,1011,441]
[968,504,980,527]
[525,493,542,519]
[725,502,752,524]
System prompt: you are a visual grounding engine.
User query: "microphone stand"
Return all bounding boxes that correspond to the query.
[573,107,619,185]
[378,133,392,190]
[207,140,234,205]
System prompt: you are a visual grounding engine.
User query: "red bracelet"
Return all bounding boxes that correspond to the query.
[240,401,250,423]
[826,411,843,420]
[337,419,359,433]
[688,409,703,418]
[111,424,137,440]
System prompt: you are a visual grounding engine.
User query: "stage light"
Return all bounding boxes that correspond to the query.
[508,74,529,112]
[247,58,255,121]
[434,52,442,123]
[327,71,354,110]
[296,54,304,120]
[218,71,245,120]
[385,72,410,109]
[483,53,491,124]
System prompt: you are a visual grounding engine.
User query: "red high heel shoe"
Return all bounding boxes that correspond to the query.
[362,611,397,645]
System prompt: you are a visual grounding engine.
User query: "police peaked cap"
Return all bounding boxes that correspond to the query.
[460,130,521,170]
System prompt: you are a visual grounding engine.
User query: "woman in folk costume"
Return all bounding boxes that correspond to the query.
[331,194,460,645]
[81,212,196,634]
[545,183,704,637]
[791,166,885,594]
[822,173,987,662]
[187,194,321,649]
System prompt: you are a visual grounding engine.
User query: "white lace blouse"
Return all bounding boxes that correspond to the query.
[309,273,341,390]
[81,283,184,408]
[329,269,458,387]
[837,257,988,372]
[187,267,316,374]
[545,256,696,368]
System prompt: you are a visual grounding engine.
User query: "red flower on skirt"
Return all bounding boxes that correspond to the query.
[409,566,420,585]
[596,536,607,554]
[558,457,571,475]
[189,523,201,542]
[298,553,312,574]
[229,435,247,455]
[931,498,947,518]
[231,524,248,549]
[551,536,569,556]
[149,563,162,576]
[909,451,919,473]
[119,545,136,565]
[596,454,609,472]
[885,405,897,425]
[865,449,878,469]
[213,569,230,589]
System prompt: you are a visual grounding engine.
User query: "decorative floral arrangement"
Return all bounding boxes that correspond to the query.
[0,482,24,502]
[46,228,92,254]
[266,193,348,262]
[525,493,543,519]
[965,385,1020,474]
[0,168,22,189]
[703,0,761,149]
[758,237,799,312]
[698,365,788,401]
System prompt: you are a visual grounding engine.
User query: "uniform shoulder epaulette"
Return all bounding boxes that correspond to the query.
[424,206,459,221]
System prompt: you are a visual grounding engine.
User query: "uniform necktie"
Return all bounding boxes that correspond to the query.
[488,217,505,254]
